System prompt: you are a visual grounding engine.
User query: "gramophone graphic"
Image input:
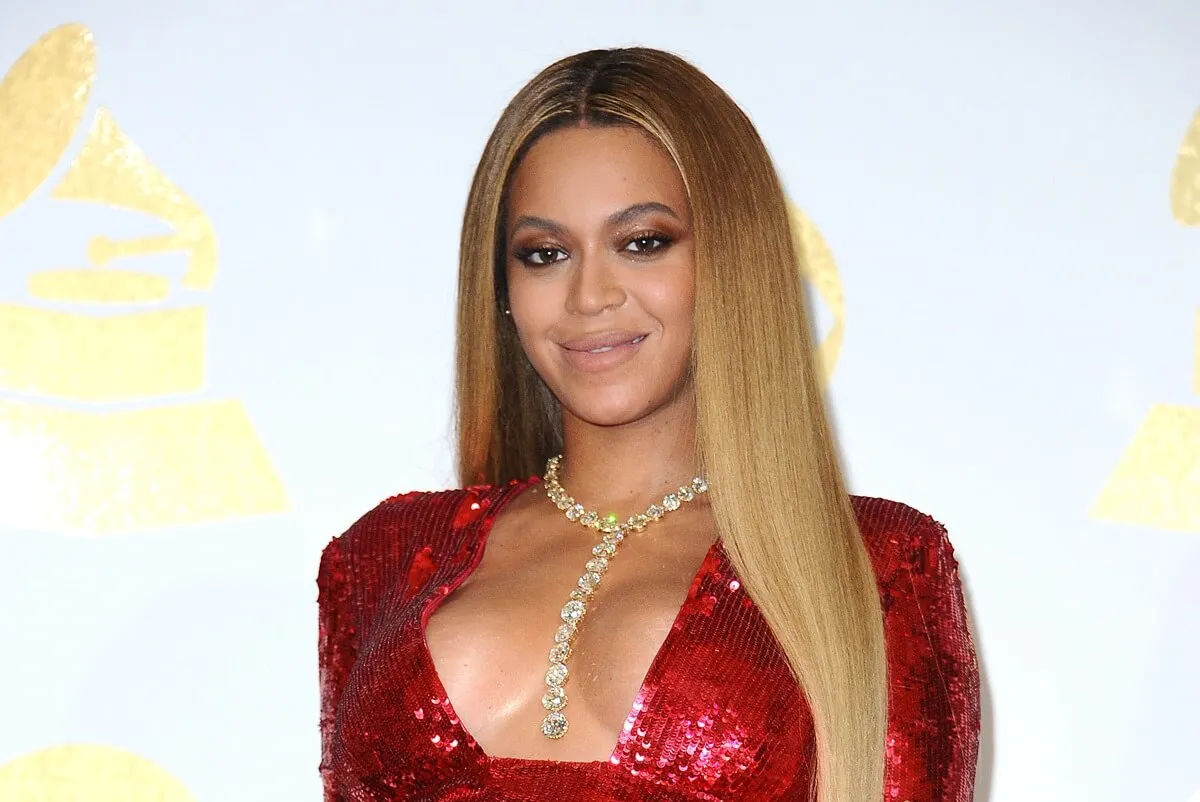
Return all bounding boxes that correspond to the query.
[0,23,288,535]
[1092,106,1200,534]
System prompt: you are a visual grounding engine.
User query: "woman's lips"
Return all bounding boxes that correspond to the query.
[559,332,648,372]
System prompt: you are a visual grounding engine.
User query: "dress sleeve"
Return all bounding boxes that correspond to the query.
[317,535,356,802]
[882,514,982,801]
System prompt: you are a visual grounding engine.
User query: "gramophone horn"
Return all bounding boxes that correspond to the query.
[51,107,217,290]
[0,23,96,218]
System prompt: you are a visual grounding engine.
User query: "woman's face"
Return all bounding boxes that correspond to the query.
[504,125,696,430]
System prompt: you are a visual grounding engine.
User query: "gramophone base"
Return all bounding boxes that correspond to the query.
[0,304,206,401]
[0,397,289,535]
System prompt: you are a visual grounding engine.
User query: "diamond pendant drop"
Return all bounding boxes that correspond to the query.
[541,711,569,739]
[539,533,624,742]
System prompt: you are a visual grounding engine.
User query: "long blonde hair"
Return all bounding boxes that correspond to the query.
[454,48,886,802]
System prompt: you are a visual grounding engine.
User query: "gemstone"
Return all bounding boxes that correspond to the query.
[541,712,569,739]
[542,686,567,711]
[566,503,585,521]
[633,514,650,529]
[569,589,589,601]
[585,557,609,573]
[647,504,665,520]
[546,662,569,686]
[556,497,572,510]
[561,600,585,622]
[663,494,681,511]
[593,542,616,558]
[580,511,598,526]
[603,533,621,547]
[554,623,575,643]
[578,572,601,591]
[549,642,570,663]
[692,477,708,493]
[678,485,695,502]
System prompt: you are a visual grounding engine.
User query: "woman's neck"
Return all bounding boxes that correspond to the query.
[552,403,702,517]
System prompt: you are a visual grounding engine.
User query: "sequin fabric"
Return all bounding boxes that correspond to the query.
[317,480,980,800]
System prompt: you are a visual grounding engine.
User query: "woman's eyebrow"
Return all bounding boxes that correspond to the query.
[510,215,568,238]
[607,202,680,228]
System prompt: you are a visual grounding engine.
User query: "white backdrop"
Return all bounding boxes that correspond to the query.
[1,2,1198,800]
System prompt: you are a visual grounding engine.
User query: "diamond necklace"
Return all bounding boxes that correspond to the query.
[537,454,709,740]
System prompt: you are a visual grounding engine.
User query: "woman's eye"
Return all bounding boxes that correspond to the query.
[517,246,567,266]
[624,235,671,254]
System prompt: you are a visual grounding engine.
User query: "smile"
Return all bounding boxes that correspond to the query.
[558,332,649,373]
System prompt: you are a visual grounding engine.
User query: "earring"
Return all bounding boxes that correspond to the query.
[504,308,512,316]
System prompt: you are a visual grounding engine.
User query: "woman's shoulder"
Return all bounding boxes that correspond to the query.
[316,481,536,622]
[320,479,536,569]
[849,495,961,586]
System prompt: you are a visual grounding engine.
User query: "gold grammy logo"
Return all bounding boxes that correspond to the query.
[1092,106,1200,533]
[0,23,288,535]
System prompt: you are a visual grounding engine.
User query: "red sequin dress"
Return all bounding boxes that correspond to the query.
[317,480,980,801]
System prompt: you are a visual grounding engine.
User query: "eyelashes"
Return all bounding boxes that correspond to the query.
[513,245,568,266]
[512,231,675,267]
[623,233,673,255]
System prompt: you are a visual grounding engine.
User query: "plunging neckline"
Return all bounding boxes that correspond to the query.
[415,479,722,767]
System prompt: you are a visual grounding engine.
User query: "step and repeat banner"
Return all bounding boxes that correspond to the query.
[0,2,1197,800]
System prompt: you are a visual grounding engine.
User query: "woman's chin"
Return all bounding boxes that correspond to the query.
[553,377,692,431]
[560,398,657,430]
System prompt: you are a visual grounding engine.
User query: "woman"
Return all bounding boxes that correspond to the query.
[318,47,979,801]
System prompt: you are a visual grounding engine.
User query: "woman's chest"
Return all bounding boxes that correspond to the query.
[330,541,816,799]
[423,543,713,755]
